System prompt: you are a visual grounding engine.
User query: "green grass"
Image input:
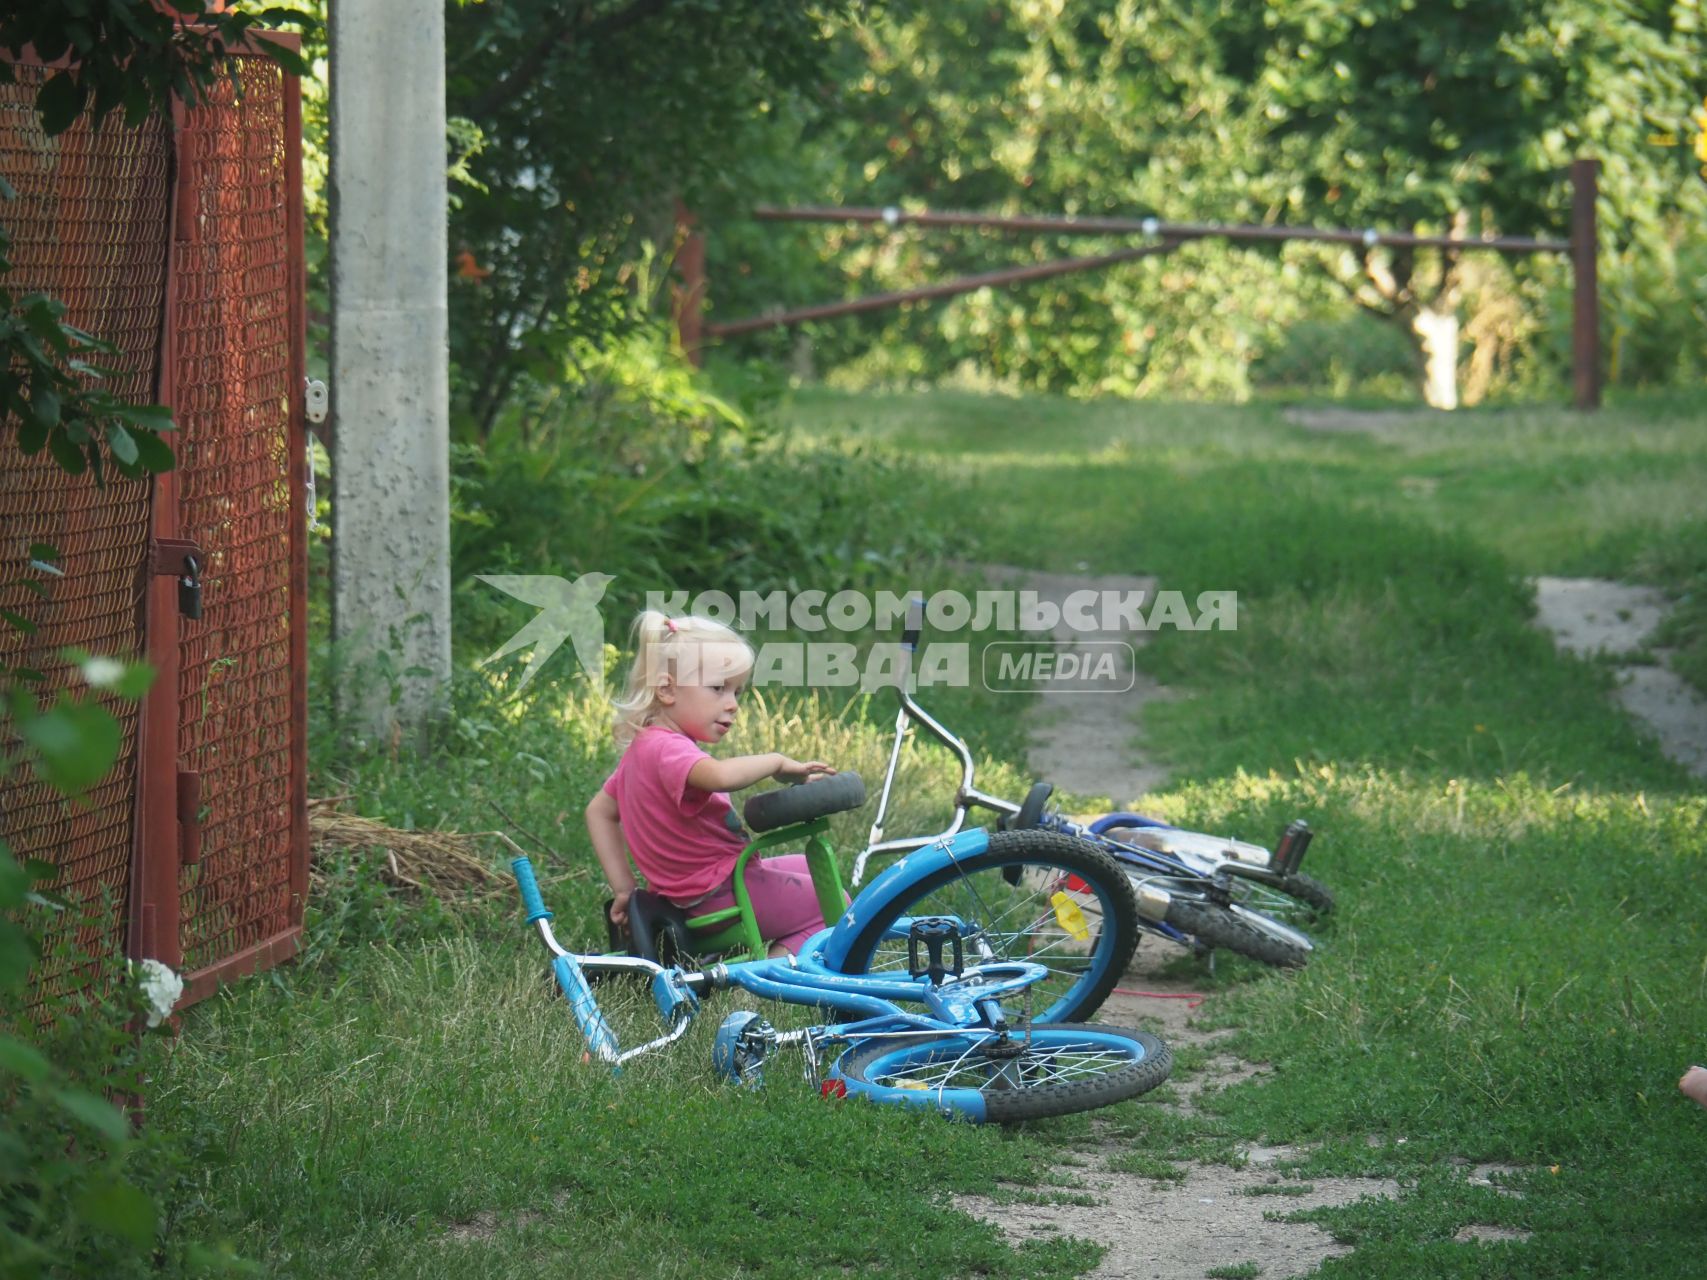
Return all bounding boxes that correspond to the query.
[150,940,1102,1279]
[143,388,1707,1277]
[780,387,1707,1275]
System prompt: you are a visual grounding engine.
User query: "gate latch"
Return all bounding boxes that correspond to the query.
[177,555,203,621]
[150,539,205,621]
[304,378,328,424]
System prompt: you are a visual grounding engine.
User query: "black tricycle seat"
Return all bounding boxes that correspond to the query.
[741,770,866,833]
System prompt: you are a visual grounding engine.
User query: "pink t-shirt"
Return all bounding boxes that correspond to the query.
[601,725,746,904]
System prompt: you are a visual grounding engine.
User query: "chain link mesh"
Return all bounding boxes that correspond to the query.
[171,58,298,975]
[0,66,168,998]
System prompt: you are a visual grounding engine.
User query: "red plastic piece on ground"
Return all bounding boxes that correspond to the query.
[821,1078,848,1100]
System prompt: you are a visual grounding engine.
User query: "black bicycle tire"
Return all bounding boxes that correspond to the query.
[838,1023,1172,1123]
[836,828,1141,1024]
[1163,896,1311,969]
[742,771,867,833]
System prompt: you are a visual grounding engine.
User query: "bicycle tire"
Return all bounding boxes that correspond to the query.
[1162,896,1312,969]
[836,829,1140,1024]
[835,1024,1172,1123]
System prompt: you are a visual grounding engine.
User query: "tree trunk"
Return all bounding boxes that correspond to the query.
[1411,305,1460,410]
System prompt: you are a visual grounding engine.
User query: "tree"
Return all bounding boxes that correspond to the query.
[738,0,1707,405]
[441,0,858,439]
[1200,0,1705,406]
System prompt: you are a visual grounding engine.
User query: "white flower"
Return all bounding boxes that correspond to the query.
[81,655,127,689]
[136,959,183,1028]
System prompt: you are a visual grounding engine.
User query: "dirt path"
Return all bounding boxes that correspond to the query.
[1532,576,1707,778]
[947,564,1405,1276]
[949,562,1542,1276]
[953,936,1412,1279]
[965,957,1531,1278]
[962,563,1174,805]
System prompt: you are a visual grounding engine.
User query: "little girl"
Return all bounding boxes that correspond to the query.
[586,610,836,957]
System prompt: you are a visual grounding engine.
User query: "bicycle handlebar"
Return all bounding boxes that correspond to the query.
[857,648,1024,884]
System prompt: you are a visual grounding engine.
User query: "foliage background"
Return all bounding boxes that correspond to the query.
[704,0,1707,403]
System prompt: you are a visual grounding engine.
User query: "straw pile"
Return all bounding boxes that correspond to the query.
[309,796,528,902]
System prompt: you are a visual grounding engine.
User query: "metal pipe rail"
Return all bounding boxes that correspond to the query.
[749,203,1572,255]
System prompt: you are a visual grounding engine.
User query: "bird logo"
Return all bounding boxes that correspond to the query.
[477,572,615,691]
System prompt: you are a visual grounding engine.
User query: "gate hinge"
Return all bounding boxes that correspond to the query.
[304,377,328,424]
[177,770,203,867]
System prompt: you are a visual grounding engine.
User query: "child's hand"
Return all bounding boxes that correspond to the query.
[1682,1065,1707,1110]
[776,757,835,783]
[608,888,633,928]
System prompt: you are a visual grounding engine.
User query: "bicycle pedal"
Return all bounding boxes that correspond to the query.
[907,917,965,985]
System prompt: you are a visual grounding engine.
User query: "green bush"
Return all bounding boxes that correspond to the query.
[448,345,950,671]
[1250,313,1418,394]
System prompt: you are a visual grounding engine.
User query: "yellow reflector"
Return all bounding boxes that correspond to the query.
[1050,891,1091,941]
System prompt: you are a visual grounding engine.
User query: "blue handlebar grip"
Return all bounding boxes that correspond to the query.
[512,856,553,924]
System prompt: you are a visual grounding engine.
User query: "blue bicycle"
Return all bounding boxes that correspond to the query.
[513,828,1172,1122]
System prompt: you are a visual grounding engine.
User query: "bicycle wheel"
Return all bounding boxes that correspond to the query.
[1225,869,1335,924]
[1162,895,1312,969]
[1102,826,1334,923]
[835,1024,1171,1123]
[836,829,1140,1024]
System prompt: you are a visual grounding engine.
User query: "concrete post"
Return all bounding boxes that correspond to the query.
[328,0,452,746]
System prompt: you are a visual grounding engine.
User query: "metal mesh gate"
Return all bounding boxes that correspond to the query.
[169,57,305,984]
[2,47,306,1008]
[0,66,169,998]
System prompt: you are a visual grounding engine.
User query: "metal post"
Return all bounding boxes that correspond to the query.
[130,96,191,975]
[673,200,706,368]
[1571,157,1601,411]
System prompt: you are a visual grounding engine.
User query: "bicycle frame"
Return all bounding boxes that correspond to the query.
[515,852,1075,1119]
[851,632,1313,957]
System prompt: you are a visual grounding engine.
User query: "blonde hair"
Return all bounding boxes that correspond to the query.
[611,610,755,747]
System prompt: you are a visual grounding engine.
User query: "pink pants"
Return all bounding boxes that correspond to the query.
[689,854,833,955]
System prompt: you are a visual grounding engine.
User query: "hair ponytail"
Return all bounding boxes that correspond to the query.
[610,610,754,746]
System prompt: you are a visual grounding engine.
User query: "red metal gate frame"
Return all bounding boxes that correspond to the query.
[129,38,307,1002]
